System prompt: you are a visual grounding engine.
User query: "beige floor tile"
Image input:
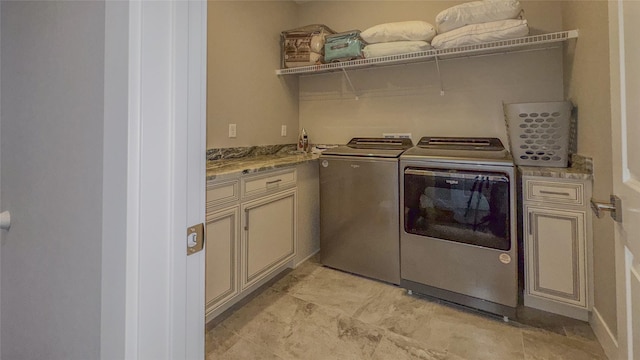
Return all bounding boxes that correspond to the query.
[270,259,322,294]
[446,325,525,360]
[393,299,523,353]
[220,288,384,360]
[563,322,599,342]
[205,323,242,356]
[354,287,441,345]
[289,266,390,317]
[371,330,449,360]
[207,258,608,360]
[515,306,580,336]
[207,336,285,360]
[220,289,305,346]
[522,328,607,360]
[274,312,384,360]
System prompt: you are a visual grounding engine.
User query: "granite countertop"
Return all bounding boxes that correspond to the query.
[206,151,319,181]
[207,145,592,181]
[518,154,593,180]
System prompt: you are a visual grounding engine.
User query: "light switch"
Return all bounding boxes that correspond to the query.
[281,125,287,137]
[229,124,237,138]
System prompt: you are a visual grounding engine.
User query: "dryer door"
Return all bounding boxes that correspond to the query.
[403,167,511,250]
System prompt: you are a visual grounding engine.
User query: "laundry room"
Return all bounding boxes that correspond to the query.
[1,0,632,358]
[205,1,619,359]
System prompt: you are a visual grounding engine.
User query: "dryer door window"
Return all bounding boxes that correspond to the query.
[404,167,511,250]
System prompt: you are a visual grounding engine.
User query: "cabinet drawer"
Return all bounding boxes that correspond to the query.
[525,180,584,206]
[242,168,296,199]
[207,180,239,210]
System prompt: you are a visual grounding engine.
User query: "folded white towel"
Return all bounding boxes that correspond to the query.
[361,21,436,44]
[363,41,432,58]
[431,19,529,49]
[436,0,522,34]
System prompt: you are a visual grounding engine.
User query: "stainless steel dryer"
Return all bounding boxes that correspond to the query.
[400,137,518,318]
[320,137,413,284]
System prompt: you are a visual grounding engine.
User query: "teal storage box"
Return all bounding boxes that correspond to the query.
[324,31,365,63]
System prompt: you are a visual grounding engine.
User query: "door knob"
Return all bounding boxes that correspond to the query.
[590,195,622,222]
[0,211,11,230]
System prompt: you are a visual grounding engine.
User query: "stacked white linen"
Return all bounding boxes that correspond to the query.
[360,21,436,58]
[431,0,528,49]
[363,41,433,58]
[432,19,529,49]
[435,0,522,33]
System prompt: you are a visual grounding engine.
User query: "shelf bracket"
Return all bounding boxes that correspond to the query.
[341,67,359,100]
[434,55,445,96]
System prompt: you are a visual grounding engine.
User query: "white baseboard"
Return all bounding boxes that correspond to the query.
[590,307,618,360]
[294,248,319,268]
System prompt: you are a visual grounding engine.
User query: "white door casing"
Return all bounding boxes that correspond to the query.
[182,2,207,359]
[124,1,206,359]
[609,1,640,359]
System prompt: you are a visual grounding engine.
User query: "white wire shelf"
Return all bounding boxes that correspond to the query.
[275,30,578,76]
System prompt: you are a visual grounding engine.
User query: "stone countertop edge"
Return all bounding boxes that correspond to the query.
[517,154,593,180]
[206,152,320,181]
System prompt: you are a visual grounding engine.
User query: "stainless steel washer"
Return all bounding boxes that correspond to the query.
[320,138,413,284]
[400,137,518,317]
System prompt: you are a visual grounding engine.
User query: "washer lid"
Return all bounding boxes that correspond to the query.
[402,136,513,164]
[322,137,413,158]
[417,137,505,151]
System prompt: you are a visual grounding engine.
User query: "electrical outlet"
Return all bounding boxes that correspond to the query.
[228,124,237,138]
[281,125,287,137]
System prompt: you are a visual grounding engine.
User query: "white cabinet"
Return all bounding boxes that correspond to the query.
[522,176,592,320]
[205,167,298,322]
[241,168,296,199]
[206,180,239,213]
[242,189,296,290]
[525,206,586,306]
[205,206,239,317]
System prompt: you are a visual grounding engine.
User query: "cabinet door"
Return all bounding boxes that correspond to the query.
[525,205,587,308]
[205,206,239,316]
[241,189,296,290]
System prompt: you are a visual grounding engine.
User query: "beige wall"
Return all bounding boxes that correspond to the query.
[298,1,564,147]
[207,1,299,148]
[207,0,565,149]
[299,50,564,146]
[562,0,617,337]
[297,0,561,35]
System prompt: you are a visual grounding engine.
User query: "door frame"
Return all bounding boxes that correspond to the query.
[609,1,640,359]
[102,1,207,358]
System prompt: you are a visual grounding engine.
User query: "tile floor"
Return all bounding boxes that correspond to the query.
[206,255,607,360]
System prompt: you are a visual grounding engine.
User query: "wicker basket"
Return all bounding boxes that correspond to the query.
[504,101,573,167]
